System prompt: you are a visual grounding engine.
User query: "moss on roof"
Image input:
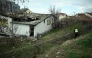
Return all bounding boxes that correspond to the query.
[13,14,52,26]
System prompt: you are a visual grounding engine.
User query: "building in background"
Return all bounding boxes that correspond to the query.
[19,8,33,14]
[59,13,67,21]
[0,0,20,13]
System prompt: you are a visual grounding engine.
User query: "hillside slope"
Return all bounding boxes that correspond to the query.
[37,30,92,58]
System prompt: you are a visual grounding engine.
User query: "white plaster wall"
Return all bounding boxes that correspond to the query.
[13,24,30,36]
[34,17,52,37]
[0,16,12,26]
[7,17,12,27]
[5,17,12,35]
[0,15,12,35]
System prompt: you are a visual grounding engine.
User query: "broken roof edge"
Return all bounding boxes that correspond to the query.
[12,15,52,26]
[11,13,51,19]
[35,15,52,25]
[12,20,41,25]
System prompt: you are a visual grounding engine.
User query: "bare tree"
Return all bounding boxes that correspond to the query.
[49,5,61,28]
[8,24,18,37]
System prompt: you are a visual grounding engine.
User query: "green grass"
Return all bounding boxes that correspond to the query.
[0,28,64,58]
[66,31,92,58]
[67,50,81,58]
[0,37,33,58]
[38,43,56,54]
[77,37,92,48]
[37,30,92,58]
[42,28,62,37]
[0,23,91,58]
[0,37,57,58]
[39,28,67,41]
[1,46,33,58]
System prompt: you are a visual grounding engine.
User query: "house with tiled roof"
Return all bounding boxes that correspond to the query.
[66,13,92,22]
[76,13,92,23]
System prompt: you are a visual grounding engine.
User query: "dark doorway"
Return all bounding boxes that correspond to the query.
[30,27,34,36]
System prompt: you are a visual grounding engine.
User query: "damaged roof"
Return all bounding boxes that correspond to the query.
[13,20,41,25]
[13,14,52,26]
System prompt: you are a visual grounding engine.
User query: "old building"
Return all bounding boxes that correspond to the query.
[0,0,20,13]
[12,13,53,37]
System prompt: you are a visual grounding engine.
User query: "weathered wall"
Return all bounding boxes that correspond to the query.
[13,24,30,36]
[34,17,53,37]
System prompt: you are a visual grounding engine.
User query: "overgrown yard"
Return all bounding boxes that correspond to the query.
[37,30,92,58]
[0,28,68,58]
[0,20,92,58]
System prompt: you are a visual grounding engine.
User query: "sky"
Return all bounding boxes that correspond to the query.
[17,0,92,15]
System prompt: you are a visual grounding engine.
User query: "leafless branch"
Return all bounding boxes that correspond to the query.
[49,5,61,28]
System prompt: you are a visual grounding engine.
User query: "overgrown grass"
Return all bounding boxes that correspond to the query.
[0,46,33,58]
[0,37,33,58]
[0,38,30,51]
[0,27,64,58]
[39,28,68,42]
[64,30,92,58]
[0,37,57,58]
[77,37,92,49]
[37,30,92,58]
[42,28,62,37]
[0,20,92,58]
[38,43,56,54]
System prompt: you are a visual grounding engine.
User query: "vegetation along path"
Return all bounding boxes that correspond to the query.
[37,30,92,58]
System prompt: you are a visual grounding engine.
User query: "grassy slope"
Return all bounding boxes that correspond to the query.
[38,30,92,58]
[0,24,90,58]
[36,28,69,43]
[0,28,68,58]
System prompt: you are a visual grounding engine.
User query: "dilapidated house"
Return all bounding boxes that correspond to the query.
[12,13,53,37]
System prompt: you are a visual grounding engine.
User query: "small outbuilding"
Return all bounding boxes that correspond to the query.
[13,14,53,37]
